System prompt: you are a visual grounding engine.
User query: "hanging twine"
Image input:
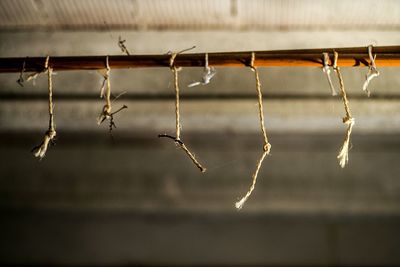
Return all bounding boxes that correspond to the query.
[235,52,271,210]
[362,45,380,97]
[98,56,112,124]
[333,51,355,168]
[158,52,206,173]
[31,56,57,159]
[170,53,182,140]
[188,53,217,87]
[322,52,337,96]
[16,60,26,87]
[97,56,128,134]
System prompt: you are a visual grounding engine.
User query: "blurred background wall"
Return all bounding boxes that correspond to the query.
[0,0,400,266]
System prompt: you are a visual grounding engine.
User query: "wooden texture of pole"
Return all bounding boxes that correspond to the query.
[1,46,400,73]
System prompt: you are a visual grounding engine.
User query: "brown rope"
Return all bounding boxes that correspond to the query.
[32,56,57,159]
[235,52,271,210]
[158,52,206,173]
[333,51,355,168]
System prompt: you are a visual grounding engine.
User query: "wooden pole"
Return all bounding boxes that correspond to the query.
[1,46,400,73]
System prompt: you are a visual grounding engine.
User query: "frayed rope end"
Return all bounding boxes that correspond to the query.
[235,197,248,210]
[32,130,56,159]
[337,118,355,168]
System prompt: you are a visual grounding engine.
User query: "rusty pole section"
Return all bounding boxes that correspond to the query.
[0,46,400,72]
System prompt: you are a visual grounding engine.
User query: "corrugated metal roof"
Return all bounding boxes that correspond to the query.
[0,0,399,30]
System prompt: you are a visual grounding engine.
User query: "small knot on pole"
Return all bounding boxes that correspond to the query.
[169,53,178,69]
[250,52,256,71]
[44,56,50,69]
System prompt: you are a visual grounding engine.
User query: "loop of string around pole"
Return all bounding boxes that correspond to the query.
[362,45,380,97]
[31,56,56,159]
[333,51,355,168]
[158,50,206,173]
[322,52,338,96]
[235,52,271,210]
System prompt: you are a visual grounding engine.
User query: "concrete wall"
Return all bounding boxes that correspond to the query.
[1,30,400,265]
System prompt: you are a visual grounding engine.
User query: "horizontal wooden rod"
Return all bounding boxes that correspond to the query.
[1,46,400,73]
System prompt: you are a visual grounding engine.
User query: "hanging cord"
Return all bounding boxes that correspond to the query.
[97,56,128,135]
[322,52,337,96]
[158,51,206,173]
[235,52,272,210]
[333,51,355,168]
[362,45,380,97]
[16,60,26,87]
[31,56,57,159]
[188,53,217,87]
[118,36,131,55]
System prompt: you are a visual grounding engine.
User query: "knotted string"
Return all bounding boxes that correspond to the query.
[322,52,337,96]
[362,45,380,97]
[188,53,216,87]
[31,56,57,159]
[235,52,271,210]
[97,56,127,134]
[158,52,206,173]
[333,51,355,168]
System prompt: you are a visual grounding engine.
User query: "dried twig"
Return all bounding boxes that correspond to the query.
[118,36,131,55]
[235,52,272,210]
[97,56,127,135]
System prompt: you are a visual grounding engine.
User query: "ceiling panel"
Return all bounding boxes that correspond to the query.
[0,0,399,30]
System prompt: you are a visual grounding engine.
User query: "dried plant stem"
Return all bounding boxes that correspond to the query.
[159,52,206,173]
[32,56,56,159]
[334,51,355,168]
[118,36,130,55]
[97,56,127,135]
[235,52,271,210]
